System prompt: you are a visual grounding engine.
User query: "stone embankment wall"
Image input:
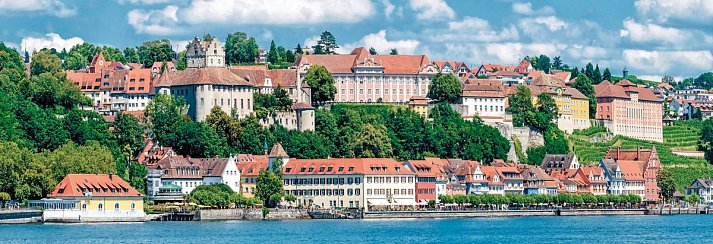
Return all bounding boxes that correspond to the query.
[363,209,648,219]
[196,208,309,220]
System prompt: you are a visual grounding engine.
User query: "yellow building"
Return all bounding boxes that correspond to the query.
[407,96,429,119]
[529,74,590,133]
[40,174,145,222]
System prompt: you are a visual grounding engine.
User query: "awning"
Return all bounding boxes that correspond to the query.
[418,200,429,206]
[367,198,391,206]
[394,198,418,206]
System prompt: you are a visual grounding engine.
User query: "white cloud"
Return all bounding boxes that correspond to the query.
[566,45,608,60]
[619,18,713,49]
[383,0,395,19]
[409,0,455,21]
[21,33,84,52]
[118,0,172,4]
[427,17,519,42]
[341,30,420,54]
[511,2,555,16]
[127,5,183,35]
[623,49,713,75]
[128,0,375,35]
[181,0,373,25]
[519,16,567,34]
[303,35,320,48]
[635,0,713,24]
[0,0,76,17]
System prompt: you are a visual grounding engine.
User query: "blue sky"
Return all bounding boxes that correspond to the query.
[1,0,712,81]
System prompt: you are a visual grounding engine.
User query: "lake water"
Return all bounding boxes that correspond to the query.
[0,215,710,243]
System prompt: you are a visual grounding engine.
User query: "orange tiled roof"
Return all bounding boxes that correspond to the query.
[594,80,660,102]
[618,160,645,181]
[155,67,253,87]
[462,79,507,98]
[236,157,269,177]
[49,174,142,198]
[283,158,414,175]
[295,47,434,75]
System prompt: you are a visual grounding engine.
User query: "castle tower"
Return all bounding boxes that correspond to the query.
[268,142,289,171]
[185,36,225,68]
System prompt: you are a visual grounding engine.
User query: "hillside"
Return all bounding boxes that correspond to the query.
[569,123,711,191]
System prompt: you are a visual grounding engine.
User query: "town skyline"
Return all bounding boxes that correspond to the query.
[2,0,713,81]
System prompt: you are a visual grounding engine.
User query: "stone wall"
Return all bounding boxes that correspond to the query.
[196,208,309,220]
[363,209,648,219]
[512,126,544,152]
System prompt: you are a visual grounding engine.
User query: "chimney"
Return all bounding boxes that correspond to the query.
[109,173,113,180]
[637,146,642,160]
[617,147,621,160]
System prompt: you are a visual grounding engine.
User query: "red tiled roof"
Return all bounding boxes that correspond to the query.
[295,47,434,75]
[283,158,414,175]
[236,157,269,177]
[149,156,232,179]
[49,174,142,198]
[67,71,102,92]
[618,160,644,181]
[268,143,289,158]
[291,102,314,110]
[155,68,253,87]
[594,80,660,102]
[462,79,507,98]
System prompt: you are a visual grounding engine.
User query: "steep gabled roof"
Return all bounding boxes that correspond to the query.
[49,174,142,198]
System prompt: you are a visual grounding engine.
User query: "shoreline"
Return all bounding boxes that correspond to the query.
[2,207,710,224]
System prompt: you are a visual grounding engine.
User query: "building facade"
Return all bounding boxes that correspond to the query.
[686,179,713,205]
[186,36,225,68]
[599,147,662,201]
[42,174,144,222]
[460,79,509,123]
[295,47,439,103]
[146,155,241,197]
[282,158,417,211]
[595,80,663,142]
[529,74,590,133]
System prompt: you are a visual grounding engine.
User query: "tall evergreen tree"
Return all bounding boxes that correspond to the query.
[295,44,303,55]
[571,66,579,78]
[585,63,594,80]
[552,56,562,70]
[369,47,377,55]
[593,64,602,84]
[313,31,339,54]
[267,40,278,64]
[603,68,612,82]
[390,48,398,55]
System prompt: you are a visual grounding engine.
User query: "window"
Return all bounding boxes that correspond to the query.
[98,203,104,211]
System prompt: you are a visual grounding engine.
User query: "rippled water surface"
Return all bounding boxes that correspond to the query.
[1,215,710,243]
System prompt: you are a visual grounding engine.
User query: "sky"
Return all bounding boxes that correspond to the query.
[1,0,712,81]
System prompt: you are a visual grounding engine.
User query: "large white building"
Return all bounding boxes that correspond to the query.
[460,79,509,123]
[295,47,440,103]
[186,36,225,68]
[687,179,713,205]
[146,155,241,198]
[282,158,417,211]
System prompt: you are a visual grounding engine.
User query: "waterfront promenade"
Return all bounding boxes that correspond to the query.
[2,215,712,243]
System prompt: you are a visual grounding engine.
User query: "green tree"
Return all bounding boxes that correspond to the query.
[64,108,111,145]
[303,65,336,104]
[602,68,612,82]
[30,50,63,77]
[188,184,234,208]
[0,192,9,207]
[369,47,377,55]
[506,86,535,127]
[205,106,242,149]
[267,40,279,64]
[62,51,87,70]
[390,48,398,55]
[685,193,700,205]
[571,66,579,78]
[351,124,393,158]
[536,55,551,73]
[295,44,303,55]
[176,50,187,70]
[314,31,339,54]
[100,47,125,62]
[68,43,98,64]
[657,168,676,203]
[427,73,462,103]
[273,85,293,110]
[701,118,713,164]
[284,194,297,207]
[585,63,594,81]
[593,64,602,84]
[571,74,597,119]
[137,39,174,68]
[552,56,562,70]
[113,113,144,154]
[123,47,140,63]
[145,94,187,145]
[255,169,284,207]
[0,42,27,84]
[170,120,229,158]
[226,32,259,64]
[693,72,713,89]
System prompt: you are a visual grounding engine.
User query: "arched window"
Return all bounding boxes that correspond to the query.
[82,203,87,211]
[98,203,103,211]
[131,203,136,211]
[114,203,120,211]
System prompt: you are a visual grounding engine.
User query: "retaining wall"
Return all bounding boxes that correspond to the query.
[363,209,648,219]
[196,209,309,220]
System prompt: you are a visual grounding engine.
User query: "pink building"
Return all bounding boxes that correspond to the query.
[594,80,662,142]
[295,47,441,103]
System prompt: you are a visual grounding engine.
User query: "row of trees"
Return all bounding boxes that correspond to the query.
[0,43,147,200]
[58,40,176,70]
[438,193,643,206]
[186,184,261,208]
[701,118,713,165]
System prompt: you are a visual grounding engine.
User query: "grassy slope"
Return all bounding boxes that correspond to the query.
[569,123,710,191]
